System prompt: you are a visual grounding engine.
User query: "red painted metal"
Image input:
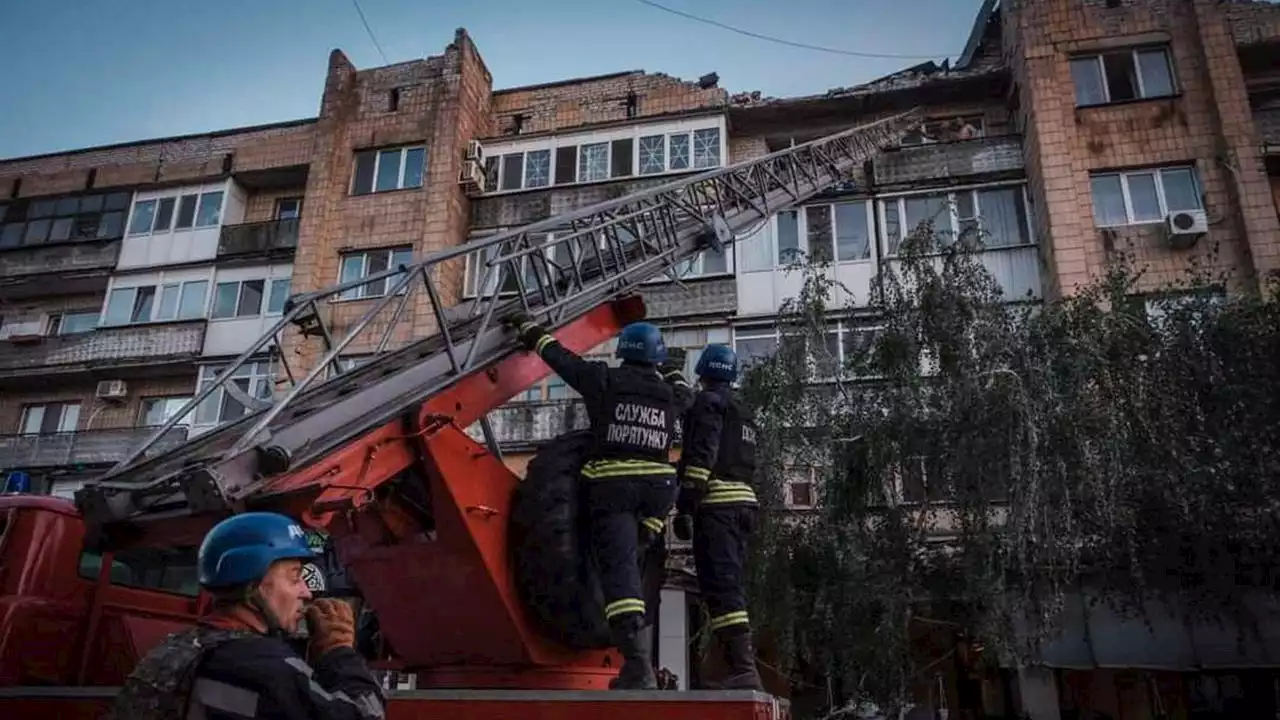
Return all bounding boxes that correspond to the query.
[251,298,645,687]
[0,690,789,720]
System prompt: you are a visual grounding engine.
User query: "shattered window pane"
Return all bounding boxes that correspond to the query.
[578,143,609,182]
[639,135,666,174]
[669,134,690,171]
[693,128,721,168]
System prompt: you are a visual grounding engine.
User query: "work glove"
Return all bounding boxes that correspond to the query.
[502,310,545,352]
[672,514,694,542]
[659,347,688,377]
[307,598,356,660]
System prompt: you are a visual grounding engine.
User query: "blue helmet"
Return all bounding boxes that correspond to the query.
[615,322,667,364]
[695,344,739,382]
[198,512,316,589]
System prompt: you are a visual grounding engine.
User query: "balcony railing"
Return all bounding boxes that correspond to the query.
[0,425,189,469]
[217,217,300,257]
[0,321,205,377]
[874,134,1024,186]
[470,398,687,450]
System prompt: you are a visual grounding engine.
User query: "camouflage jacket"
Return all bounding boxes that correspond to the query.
[106,625,254,720]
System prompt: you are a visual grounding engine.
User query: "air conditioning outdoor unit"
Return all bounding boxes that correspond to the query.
[466,139,485,165]
[458,158,487,194]
[1163,209,1208,250]
[95,379,128,401]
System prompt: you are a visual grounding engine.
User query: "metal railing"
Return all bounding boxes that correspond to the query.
[0,426,189,469]
[217,217,300,256]
[80,109,920,524]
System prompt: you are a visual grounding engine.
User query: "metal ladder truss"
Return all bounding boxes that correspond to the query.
[76,108,920,527]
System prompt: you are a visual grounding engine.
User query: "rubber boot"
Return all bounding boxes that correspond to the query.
[720,630,763,691]
[609,618,658,690]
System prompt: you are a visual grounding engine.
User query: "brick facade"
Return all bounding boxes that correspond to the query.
[491,71,726,137]
[283,30,492,368]
[1005,0,1280,295]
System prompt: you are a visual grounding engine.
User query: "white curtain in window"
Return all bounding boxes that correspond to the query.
[737,219,774,272]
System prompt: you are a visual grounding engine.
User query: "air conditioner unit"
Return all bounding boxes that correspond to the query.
[95,379,128,401]
[1164,209,1208,249]
[458,158,487,194]
[466,139,485,165]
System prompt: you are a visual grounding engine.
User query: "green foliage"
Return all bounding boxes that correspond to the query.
[739,225,1280,709]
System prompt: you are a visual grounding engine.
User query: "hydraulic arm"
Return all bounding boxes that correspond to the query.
[73,110,919,687]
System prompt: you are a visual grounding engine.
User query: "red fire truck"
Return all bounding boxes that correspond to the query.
[0,110,917,720]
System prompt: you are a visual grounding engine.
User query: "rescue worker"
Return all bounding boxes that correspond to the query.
[504,311,692,690]
[673,343,764,691]
[107,511,386,720]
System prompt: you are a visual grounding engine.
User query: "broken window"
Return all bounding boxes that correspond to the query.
[1070,45,1176,106]
[881,185,1033,255]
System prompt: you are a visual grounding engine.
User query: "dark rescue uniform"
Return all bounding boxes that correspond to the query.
[524,329,692,626]
[677,381,760,635]
[109,612,385,720]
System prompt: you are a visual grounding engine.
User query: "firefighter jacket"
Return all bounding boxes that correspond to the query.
[526,327,693,483]
[108,609,385,720]
[677,382,760,512]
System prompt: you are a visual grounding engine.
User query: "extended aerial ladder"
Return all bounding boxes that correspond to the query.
[71,110,919,691]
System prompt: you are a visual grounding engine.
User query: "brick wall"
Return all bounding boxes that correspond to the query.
[0,122,316,198]
[243,186,308,224]
[1006,0,1280,296]
[491,71,726,137]
[0,376,196,434]
[283,30,493,372]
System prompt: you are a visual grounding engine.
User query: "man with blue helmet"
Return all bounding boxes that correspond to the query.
[675,343,763,690]
[505,311,692,690]
[108,512,385,720]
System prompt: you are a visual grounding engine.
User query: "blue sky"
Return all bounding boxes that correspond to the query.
[0,0,981,159]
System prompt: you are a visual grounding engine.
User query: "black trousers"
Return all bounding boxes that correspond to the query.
[583,475,677,627]
[693,505,757,636]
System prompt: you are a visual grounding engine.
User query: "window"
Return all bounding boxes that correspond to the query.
[19,402,81,435]
[512,376,581,403]
[46,311,99,336]
[104,280,208,325]
[786,467,820,509]
[351,145,427,195]
[1089,166,1202,226]
[481,123,724,193]
[338,247,414,300]
[276,198,303,220]
[211,278,289,319]
[801,202,873,263]
[129,191,223,235]
[1070,46,1176,106]
[0,192,129,248]
[195,361,275,427]
[77,546,200,597]
[734,322,880,381]
[138,396,194,427]
[881,184,1033,255]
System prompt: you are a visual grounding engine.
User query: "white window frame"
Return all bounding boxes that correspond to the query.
[1070,45,1177,107]
[127,187,226,236]
[1088,165,1203,228]
[195,361,275,428]
[138,396,195,428]
[350,145,427,196]
[210,278,290,320]
[102,273,212,327]
[46,310,100,336]
[877,182,1036,258]
[733,321,883,382]
[480,116,727,195]
[337,247,414,301]
[19,401,81,435]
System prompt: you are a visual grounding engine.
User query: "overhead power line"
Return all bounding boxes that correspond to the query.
[351,0,390,64]
[631,0,956,60]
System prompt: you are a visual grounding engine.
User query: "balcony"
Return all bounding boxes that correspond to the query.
[1256,103,1280,147]
[470,400,591,451]
[873,134,1024,187]
[0,321,205,384]
[217,217,300,258]
[0,426,189,470]
[0,240,121,301]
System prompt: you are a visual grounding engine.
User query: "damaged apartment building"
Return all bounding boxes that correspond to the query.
[1,0,1280,711]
